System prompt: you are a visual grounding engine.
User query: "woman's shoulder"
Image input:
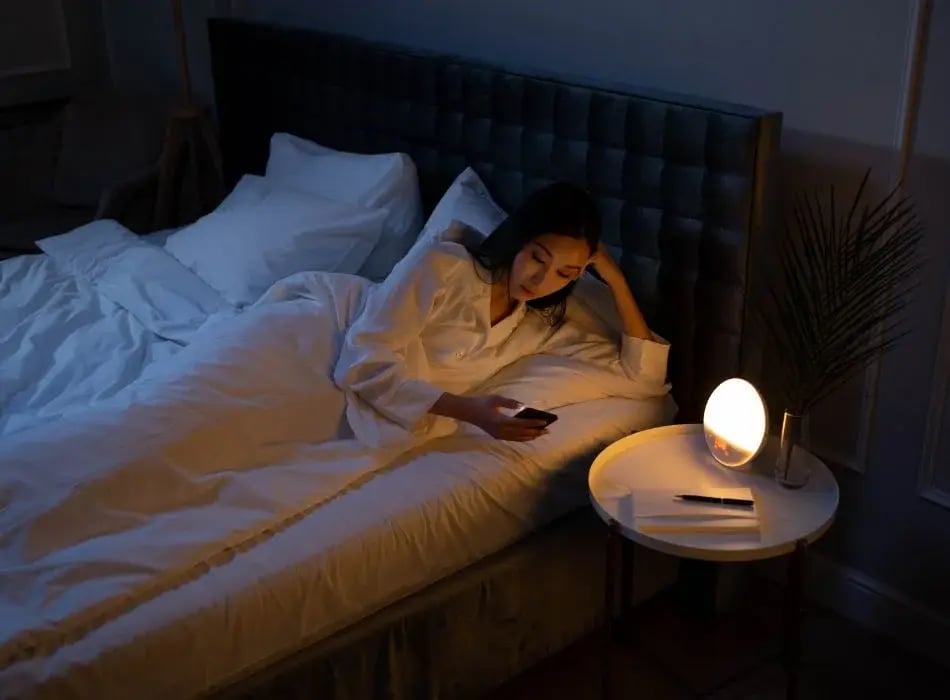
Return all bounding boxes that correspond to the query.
[414,220,484,256]
[411,236,475,277]
[428,238,474,264]
[399,238,485,302]
[392,219,487,290]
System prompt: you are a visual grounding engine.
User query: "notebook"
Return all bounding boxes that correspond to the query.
[632,487,760,534]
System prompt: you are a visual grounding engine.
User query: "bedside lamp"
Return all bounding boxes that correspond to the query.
[702,378,768,468]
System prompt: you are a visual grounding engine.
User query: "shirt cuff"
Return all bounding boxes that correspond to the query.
[620,333,670,385]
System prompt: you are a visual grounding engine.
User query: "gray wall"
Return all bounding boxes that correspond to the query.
[916,3,950,160]
[103,0,950,643]
[100,0,233,104]
[850,0,950,617]
[242,0,911,146]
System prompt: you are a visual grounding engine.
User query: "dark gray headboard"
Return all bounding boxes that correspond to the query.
[208,18,781,421]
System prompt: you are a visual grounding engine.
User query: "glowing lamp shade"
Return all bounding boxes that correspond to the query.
[703,378,768,468]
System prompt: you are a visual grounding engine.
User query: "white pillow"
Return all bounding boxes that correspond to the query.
[164,187,386,307]
[411,167,507,254]
[214,173,271,211]
[470,353,675,422]
[265,132,423,281]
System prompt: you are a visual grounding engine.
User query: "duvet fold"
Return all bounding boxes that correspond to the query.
[1,221,234,435]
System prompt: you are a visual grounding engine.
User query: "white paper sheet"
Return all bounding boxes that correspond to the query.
[632,488,757,520]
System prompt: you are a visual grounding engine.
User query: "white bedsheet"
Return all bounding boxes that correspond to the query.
[0,221,232,435]
[0,396,662,699]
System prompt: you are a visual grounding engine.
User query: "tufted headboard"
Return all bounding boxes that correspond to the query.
[208,19,781,422]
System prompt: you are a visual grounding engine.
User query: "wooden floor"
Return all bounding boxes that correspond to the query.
[489,583,945,699]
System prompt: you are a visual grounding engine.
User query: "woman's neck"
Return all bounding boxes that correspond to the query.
[489,275,518,326]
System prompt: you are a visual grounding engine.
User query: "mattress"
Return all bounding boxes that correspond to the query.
[1,396,664,699]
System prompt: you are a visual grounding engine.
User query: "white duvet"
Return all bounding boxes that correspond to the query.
[0,267,389,667]
[0,221,233,435]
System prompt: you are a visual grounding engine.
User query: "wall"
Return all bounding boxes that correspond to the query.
[0,0,111,107]
[103,0,950,654]
[854,0,950,614]
[100,0,232,104]
[253,0,916,146]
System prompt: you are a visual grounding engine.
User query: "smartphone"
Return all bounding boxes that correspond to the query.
[514,406,559,427]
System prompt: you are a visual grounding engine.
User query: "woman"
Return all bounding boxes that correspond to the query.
[333,182,669,446]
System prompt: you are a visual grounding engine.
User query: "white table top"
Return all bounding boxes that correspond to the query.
[588,424,839,562]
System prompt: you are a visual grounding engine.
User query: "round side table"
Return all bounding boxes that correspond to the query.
[589,424,839,699]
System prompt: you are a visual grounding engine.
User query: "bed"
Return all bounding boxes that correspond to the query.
[0,18,780,700]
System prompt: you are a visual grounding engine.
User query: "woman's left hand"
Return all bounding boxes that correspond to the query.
[588,242,623,283]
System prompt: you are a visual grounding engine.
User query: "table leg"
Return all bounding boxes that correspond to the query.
[783,539,807,700]
[617,536,637,649]
[603,521,621,700]
[620,538,635,625]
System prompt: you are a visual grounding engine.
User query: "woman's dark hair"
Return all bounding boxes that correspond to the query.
[468,181,601,326]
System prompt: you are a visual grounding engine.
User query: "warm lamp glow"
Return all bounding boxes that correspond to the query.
[703,378,768,468]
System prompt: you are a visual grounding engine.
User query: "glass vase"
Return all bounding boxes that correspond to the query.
[775,411,810,488]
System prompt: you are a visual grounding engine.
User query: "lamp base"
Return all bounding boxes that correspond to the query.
[153,105,224,230]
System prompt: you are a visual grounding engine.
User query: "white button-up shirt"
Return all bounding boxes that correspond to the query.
[333,239,669,446]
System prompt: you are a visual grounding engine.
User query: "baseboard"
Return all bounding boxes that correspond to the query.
[761,551,950,669]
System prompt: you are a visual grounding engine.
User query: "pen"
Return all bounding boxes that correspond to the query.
[674,494,754,507]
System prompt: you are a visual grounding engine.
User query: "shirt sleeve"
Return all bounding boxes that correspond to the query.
[333,244,465,433]
[537,305,672,399]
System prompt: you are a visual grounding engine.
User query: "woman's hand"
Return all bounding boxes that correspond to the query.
[588,242,624,284]
[462,395,549,441]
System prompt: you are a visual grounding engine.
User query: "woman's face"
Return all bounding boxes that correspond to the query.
[508,233,591,302]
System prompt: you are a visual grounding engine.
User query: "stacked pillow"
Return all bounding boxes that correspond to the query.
[265,133,424,282]
[163,133,425,306]
[163,133,622,340]
[164,180,387,307]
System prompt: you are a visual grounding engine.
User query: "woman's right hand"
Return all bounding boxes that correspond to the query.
[463,395,549,441]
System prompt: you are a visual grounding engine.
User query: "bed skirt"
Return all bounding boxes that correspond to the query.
[212,508,677,700]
